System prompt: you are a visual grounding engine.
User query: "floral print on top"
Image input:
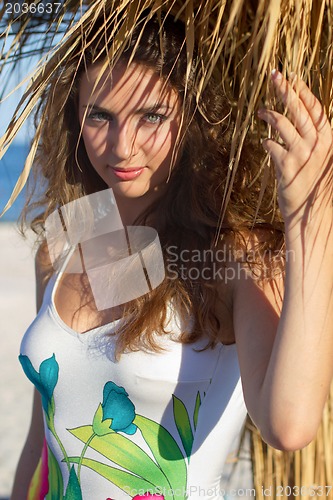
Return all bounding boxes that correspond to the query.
[19,249,246,500]
[20,354,199,500]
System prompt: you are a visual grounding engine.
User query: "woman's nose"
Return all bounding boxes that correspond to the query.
[109,122,137,161]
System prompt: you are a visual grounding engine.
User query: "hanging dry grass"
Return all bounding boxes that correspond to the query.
[0,0,332,219]
[0,0,332,494]
[247,382,333,499]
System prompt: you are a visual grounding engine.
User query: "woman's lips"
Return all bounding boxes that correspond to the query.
[110,166,145,181]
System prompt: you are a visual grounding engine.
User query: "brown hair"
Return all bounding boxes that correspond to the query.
[21,12,284,353]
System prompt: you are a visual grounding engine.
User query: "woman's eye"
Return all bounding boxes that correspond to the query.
[87,112,112,123]
[143,113,166,125]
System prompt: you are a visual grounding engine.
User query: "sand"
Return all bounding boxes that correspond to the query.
[0,223,36,497]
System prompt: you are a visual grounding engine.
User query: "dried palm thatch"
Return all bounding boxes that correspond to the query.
[0,0,332,218]
[247,382,333,499]
[0,0,332,491]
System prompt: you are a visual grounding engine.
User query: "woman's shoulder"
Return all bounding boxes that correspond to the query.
[213,228,285,345]
[214,227,285,306]
[218,227,285,270]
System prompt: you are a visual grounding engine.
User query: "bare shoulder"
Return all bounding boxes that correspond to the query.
[35,240,55,312]
[216,228,285,326]
[229,228,285,343]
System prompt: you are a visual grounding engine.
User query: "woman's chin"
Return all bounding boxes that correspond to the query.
[109,179,165,201]
[111,183,150,199]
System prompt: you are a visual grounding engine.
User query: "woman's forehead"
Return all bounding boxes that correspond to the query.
[79,62,179,109]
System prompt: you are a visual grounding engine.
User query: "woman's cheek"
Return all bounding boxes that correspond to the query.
[83,127,108,159]
[147,129,174,160]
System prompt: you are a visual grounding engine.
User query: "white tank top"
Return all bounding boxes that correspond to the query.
[19,248,247,500]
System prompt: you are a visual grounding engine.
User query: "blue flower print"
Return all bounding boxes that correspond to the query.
[102,381,137,435]
[19,354,59,415]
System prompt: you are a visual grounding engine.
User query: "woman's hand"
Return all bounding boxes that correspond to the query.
[258,70,333,227]
[233,73,333,450]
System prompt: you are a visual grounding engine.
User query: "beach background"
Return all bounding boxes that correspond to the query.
[0,143,36,498]
[0,143,253,498]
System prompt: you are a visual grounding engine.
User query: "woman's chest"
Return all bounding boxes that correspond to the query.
[20,307,227,424]
[54,270,236,343]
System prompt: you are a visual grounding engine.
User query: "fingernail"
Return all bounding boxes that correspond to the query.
[289,71,297,83]
[271,69,282,80]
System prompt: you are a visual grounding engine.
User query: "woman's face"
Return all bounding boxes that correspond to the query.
[78,62,181,210]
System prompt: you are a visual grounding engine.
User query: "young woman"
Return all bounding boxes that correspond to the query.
[8,9,333,500]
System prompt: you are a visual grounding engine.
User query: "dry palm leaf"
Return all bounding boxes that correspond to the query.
[247,382,333,499]
[0,0,332,218]
[0,0,332,493]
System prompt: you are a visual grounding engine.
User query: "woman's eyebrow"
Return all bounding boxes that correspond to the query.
[135,104,172,113]
[82,103,172,113]
[82,104,111,113]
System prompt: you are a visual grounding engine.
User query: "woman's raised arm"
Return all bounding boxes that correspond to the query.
[233,71,333,451]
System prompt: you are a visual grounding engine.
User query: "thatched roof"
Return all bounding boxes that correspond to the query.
[1,0,332,216]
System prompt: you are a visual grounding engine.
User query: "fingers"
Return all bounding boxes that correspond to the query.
[257,108,301,150]
[287,74,328,133]
[270,70,314,139]
[257,70,333,221]
[258,70,332,154]
[260,138,288,179]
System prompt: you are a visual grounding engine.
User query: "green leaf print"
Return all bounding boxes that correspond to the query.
[68,457,159,496]
[68,425,170,491]
[172,395,194,458]
[193,391,201,431]
[92,403,114,436]
[45,445,64,500]
[134,415,187,500]
[63,466,82,500]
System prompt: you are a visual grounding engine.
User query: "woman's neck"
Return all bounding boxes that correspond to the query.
[114,188,166,227]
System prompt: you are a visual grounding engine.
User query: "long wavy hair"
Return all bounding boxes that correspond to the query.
[21,12,284,353]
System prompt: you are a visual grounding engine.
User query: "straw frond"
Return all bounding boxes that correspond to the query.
[1,0,332,491]
[0,0,332,218]
[247,382,333,499]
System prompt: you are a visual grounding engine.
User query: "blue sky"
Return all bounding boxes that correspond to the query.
[0,56,39,145]
[1,20,69,146]
[0,29,52,145]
